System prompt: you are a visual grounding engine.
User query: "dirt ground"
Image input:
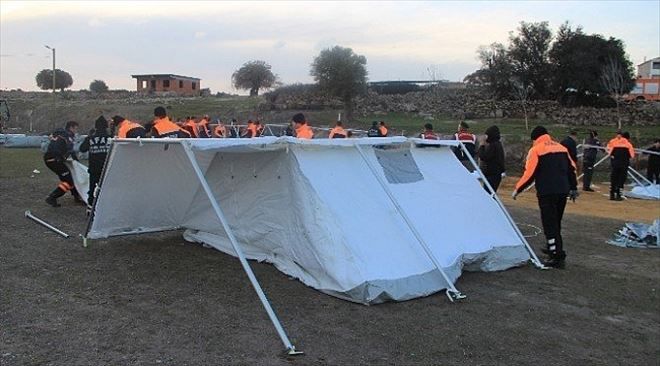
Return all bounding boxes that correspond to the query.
[1,148,659,365]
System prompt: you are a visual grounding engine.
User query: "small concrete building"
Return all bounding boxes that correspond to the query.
[636,57,660,79]
[132,74,201,96]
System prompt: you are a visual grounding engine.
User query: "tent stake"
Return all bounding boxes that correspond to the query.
[25,210,69,238]
[457,142,546,269]
[181,141,302,355]
[354,144,466,301]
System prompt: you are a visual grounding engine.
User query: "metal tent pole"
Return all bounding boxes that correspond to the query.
[181,141,302,355]
[354,143,466,302]
[457,141,545,268]
[576,155,609,181]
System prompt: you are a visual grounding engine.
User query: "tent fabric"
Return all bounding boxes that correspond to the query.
[625,184,660,200]
[87,138,530,304]
[64,160,90,205]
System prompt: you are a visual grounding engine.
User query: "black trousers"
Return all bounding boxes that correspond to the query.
[484,174,502,193]
[582,159,594,189]
[647,165,659,184]
[537,194,567,259]
[88,167,102,205]
[44,159,78,199]
[610,165,628,192]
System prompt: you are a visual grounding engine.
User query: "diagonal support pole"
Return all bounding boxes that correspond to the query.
[181,141,302,355]
[354,144,466,302]
[457,141,545,269]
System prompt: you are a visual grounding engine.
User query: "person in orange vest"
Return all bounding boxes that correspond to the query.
[112,115,146,138]
[213,120,227,138]
[419,123,439,140]
[198,115,211,138]
[182,116,199,138]
[512,126,578,269]
[329,121,348,139]
[606,130,635,201]
[292,113,313,139]
[379,121,388,137]
[151,106,190,138]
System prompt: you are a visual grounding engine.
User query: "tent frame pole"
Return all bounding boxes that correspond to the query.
[457,141,545,269]
[354,144,466,302]
[181,142,302,356]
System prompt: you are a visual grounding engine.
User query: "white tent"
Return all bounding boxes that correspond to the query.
[85,136,541,354]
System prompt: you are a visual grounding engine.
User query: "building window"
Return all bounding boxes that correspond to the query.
[150,80,156,89]
[141,80,147,89]
[163,80,170,88]
[192,82,197,90]
[652,62,660,70]
[179,80,183,88]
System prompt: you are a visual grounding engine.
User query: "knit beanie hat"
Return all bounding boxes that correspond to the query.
[530,126,548,141]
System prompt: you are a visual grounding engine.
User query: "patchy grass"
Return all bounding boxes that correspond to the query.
[0,147,43,178]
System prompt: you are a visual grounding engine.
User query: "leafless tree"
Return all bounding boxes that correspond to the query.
[511,77,532,131]
[600,56,627,129]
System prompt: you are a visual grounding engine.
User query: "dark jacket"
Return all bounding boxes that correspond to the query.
[515,134,577,196]
[647,145,660,169]
[478,126,505,176]
[583,135,600,161]
[80,128,111,172]
[560,136,578,165]
[44,129,70,162]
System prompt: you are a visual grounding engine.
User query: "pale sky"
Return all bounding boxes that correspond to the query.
[1,0,658,93]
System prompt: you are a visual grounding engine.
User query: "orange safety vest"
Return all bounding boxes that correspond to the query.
[514,134,577,193]
[153,117,188,138]
[183,119,199,138]
[606,136,635,158]
[248,123,258,138]
[117,120,143,138]
[379,126,388,137]
[296,124,314,139]
[329,126,347,139]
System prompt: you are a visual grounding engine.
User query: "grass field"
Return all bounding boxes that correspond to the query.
[1,147,658,365]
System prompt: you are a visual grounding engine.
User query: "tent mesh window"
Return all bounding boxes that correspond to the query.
[374,148,423,184]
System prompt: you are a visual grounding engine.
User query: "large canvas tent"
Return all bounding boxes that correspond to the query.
[85,136,541,353]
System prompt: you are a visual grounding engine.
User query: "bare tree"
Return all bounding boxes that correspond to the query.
[426,65,442,82]
[600,56,627,129]
[511,77,532,131]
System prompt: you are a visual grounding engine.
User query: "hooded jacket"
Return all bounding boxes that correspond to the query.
[514,134,577,195]
[80,116,111,171]
[477,126,505,176]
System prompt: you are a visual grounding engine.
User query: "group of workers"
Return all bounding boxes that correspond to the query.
[42,107,657,271]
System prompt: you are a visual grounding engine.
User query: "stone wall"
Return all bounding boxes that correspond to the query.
[267,87,660,126]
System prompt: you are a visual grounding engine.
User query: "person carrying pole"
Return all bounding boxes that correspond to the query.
[79,116,112,206]
[581,130,600,192]
[606,130,635,201]
[453,121,477,165]
[44,121,83,207]
[512,126,578,269]
[198,115,211,138]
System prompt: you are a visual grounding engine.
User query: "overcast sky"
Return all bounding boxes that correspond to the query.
[1,0,658,93]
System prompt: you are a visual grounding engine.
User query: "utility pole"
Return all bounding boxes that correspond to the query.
[44,45,55,92]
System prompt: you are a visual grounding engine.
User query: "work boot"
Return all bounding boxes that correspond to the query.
[45,196,61,207]
[583,187,594,192]
[610,191,616,201]
[615,190,623,201]
[543,257,565,269]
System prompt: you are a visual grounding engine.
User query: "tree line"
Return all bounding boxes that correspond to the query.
[464,21,636,106]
